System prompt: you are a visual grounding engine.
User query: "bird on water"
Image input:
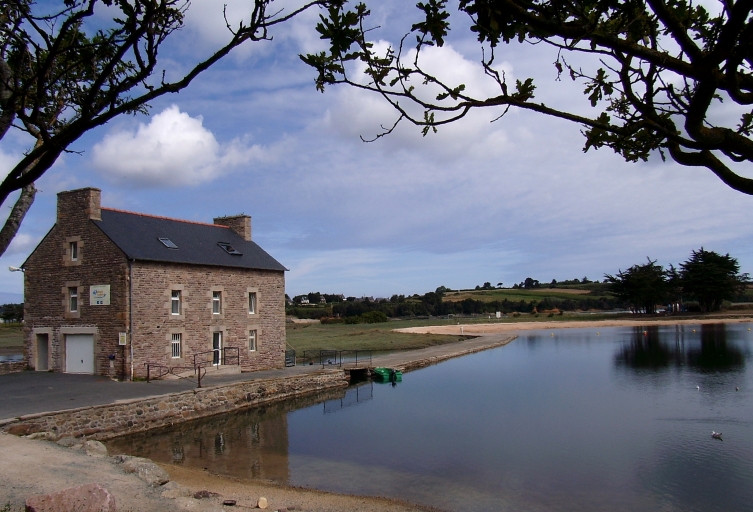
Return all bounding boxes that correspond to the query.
[712,431,723,440]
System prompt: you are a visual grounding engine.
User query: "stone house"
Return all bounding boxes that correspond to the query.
[23,187,287,379]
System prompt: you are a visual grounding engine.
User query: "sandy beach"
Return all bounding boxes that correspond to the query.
[395,316,753,335]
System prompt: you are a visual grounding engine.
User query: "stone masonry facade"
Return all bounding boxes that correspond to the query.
[131,261,286,374]
[24,189,128,378]
[23,187,286,378]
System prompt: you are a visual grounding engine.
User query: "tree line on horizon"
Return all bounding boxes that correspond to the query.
[287,248,749,322]
[605,248,749,314]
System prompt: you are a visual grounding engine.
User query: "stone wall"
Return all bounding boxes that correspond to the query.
[1,370,346,440]
[0,362,26,376]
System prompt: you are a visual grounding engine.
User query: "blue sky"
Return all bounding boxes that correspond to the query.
[1,0,752,301]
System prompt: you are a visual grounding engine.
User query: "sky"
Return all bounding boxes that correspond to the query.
[1,0,752,301]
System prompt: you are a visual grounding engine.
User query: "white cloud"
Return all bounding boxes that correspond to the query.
[181,0,327,60]
[0,148,21,181]
[5,233,37,256]
[91,105,271,187]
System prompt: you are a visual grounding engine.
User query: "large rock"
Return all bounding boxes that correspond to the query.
[7,423,33,436]
[25,482,116,512]
[115,455,170,486]
[84,440,108,457]
[56,437,80,448]
[160,481,192,499]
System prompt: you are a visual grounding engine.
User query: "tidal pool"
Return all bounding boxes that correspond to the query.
[107,323,753,511]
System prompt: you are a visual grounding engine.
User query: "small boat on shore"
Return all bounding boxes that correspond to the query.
[372,367,402,382]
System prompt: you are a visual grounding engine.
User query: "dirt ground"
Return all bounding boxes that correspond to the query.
[0,433,436,511]
[395,316,753,335]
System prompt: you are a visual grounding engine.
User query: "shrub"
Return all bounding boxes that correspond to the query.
[361,311,388,323]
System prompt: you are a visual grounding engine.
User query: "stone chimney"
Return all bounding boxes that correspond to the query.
[57,188,101,223]
[214,214,251,241]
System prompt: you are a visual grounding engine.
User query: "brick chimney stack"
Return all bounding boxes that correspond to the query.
[214,214,251,241]
[57,188,101,223]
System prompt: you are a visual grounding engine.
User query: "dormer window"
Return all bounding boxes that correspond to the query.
[218,242,241,255]
[70,241,78,261]
[159,237,178,249]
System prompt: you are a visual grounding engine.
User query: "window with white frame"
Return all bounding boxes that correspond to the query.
[248,292,257,314]
[68,287,78,312]
[171,290,181,315]
[171,333,182,358]
[212,291,222,314]
[70,241,78,261]
[249,329,257,352]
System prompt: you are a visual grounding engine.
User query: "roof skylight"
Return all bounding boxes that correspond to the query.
[218,242,242,255]
[158,237,178,249]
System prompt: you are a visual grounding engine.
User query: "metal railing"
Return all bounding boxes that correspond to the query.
[285,349,296,367]
[145,346,239,388]
[299,350,372,368]
[144,362,208,388]
[192,346,240,369]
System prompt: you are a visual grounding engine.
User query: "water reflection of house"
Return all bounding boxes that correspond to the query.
[105,386,354,483]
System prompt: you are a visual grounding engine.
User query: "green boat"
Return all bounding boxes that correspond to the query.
[372,367,402,382]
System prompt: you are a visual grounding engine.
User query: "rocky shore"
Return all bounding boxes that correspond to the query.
[0,432,438,511]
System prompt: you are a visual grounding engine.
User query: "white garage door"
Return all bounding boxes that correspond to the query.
[66,334,95,374]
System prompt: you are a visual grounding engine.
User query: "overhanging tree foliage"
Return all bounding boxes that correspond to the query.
[0,0,323,257]
[303,0,753,194]
[680,247,748,311]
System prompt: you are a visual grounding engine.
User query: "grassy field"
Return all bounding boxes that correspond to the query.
[443,286,612,303]
[0,324,23,354]
[286,319,472,353]
[284,312,633,352]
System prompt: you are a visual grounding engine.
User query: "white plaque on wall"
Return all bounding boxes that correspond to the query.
[90,284,111,305]
[118,332,127,346]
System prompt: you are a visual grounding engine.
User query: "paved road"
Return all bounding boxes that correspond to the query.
[0,334,516,420]
[0,364,322,420]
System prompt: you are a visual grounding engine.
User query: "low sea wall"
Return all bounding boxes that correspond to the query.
[394,335,517,373]
[1,369,347,440]
[0,362,26,376]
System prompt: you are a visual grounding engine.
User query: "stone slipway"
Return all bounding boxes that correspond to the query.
[0,334,516,440]
[370,332,517,372]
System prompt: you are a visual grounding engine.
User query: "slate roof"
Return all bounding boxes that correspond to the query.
[94,208,287,272]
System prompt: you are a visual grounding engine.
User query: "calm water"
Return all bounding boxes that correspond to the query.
[108,323,753,511]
